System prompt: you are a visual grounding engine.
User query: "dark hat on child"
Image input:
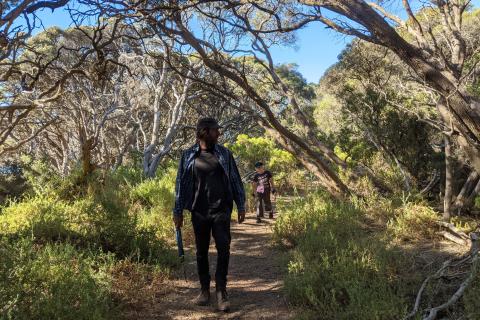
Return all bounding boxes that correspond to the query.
[254,161,264,168]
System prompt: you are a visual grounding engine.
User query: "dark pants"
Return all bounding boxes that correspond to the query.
[256,189,272,218]
[191,211,231,290]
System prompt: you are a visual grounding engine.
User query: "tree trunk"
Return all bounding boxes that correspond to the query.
[79,127,95,178]
[420,169,439,195]
[81,140,95,177]
[465,179,480,209]
[146,148,169,178]
[436,98,480,173]
[452,171,479,213]
[444,136,453,221]
[142,68,191,178]
[364,128,411,191]
[60,137,70,176]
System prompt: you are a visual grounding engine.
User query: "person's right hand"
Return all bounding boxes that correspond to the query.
[173,215,183,229]
[238,211,246,224]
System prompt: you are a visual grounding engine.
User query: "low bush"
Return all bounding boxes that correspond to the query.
[387,202,438,242]
[0,164,181,319]
[0,195,72,240]
[130,166,176,211]
[273,191,362,246]
[0,237,114,320]
[274,191,417,320]
[0,170,26,204]
[463,262,480,320]
[0,192,177,265]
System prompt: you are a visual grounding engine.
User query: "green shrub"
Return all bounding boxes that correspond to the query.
[0,164,182,320]
[0,170,26,204]
[1,184,177,266]
[136,205,174,244]
[463,262,480,320]
[111,166,144,187]
[474,195,480,209]
[273,191,358,246]
[0,195,73,240]
[0,237,114,320]
[129,166,176,211]
[127,166,183,261]
[19,155,60,197]
[275,192,414,319]
[450,216,479,234]
[69,195,140,258]
[387,202,438,242]
[226,134,301,190]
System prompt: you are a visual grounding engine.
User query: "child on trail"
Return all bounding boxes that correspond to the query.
[252,161,276,223]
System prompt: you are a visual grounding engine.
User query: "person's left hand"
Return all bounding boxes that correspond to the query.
[238,211,246,224]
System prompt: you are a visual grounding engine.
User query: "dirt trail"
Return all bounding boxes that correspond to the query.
[132,215,295,320]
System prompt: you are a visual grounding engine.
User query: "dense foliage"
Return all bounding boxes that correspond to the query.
[274,192,479,319]
[0,163,181,319]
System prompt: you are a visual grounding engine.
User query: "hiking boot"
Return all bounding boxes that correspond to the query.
[193,289,210,306]
[256,217,262,223]
[269,212,274,219]
[216,289,230,312]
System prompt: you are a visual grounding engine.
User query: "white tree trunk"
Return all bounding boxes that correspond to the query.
[143,70,193,178]
[444,136,453,221]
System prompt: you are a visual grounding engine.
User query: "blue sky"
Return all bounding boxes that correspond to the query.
[269,24,352,84]
[30,1,480,84]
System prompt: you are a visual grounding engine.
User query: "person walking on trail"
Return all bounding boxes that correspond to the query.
[252,161,276,223]
[173,117,246,312]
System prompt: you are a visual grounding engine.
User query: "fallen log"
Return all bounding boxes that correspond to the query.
[436,221,469,240]
[436,231,469,246]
